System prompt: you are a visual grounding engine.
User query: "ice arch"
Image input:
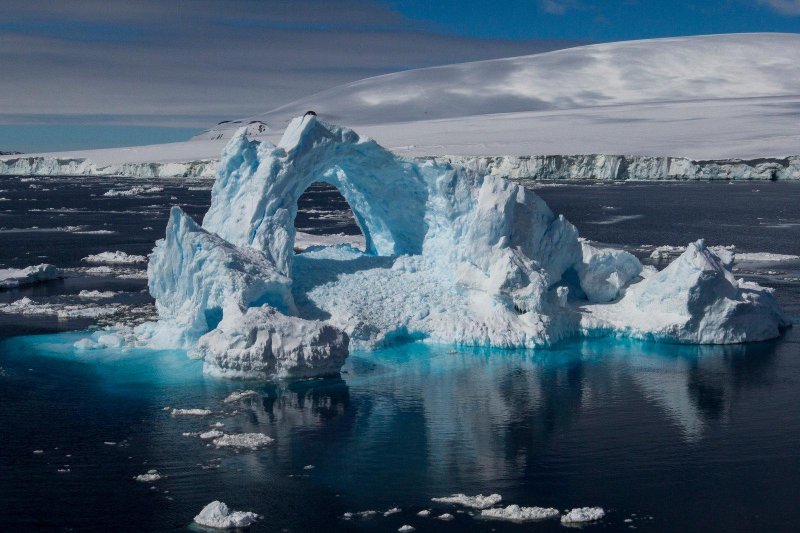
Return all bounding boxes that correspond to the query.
[202,115,429,276]
[138,115,788,379]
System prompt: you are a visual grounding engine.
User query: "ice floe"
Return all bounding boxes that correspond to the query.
[0,297,121,319]
[431,493,502,509]
[480,504,560,522]
[211,433,274,450]
[82,251,147,264]
[171,408,212,416]
[133,469,163,482]
[103,186,164,197]
[0,264,61,290]
[193,501,260,529]
[222,390,260,403]
[78,290,117,299]
[561,507,606,524]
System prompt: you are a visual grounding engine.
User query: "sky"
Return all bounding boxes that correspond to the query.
[1,0,799,152]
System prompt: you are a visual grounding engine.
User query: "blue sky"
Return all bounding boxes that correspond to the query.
[1,0,798,152]
[389,0,800,41]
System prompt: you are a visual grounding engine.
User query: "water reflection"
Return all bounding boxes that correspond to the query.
[0,330,792,531]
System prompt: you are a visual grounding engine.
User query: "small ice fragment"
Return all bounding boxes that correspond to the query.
[171,408,212,416]
[193,500,260,529]
[210,421,225,428]
[223,390,260,403]
[33,450,44,454]
[625,518,634,523]
[481,504,560,522]
[211,433,274,450]
[133,470,163,482]
[437,513,454,521]
[384,507,401,516]
[398,526,415,532]
[82,251,147,264]
[561,507,605,524]
[431,493,501,509]
[103,441,116,446]
[200,430,224,440]
[303,464,315,470]
[417,510,431,517]
[57,468,70,473]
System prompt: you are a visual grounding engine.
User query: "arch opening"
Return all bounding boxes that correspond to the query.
[293,181,367,254]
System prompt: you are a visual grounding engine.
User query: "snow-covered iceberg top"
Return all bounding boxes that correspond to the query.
[139,115,789,379]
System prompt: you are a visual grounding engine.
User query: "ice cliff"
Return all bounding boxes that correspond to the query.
[4,153,800,181]
[0,156,217,179]
[140,116,789,379]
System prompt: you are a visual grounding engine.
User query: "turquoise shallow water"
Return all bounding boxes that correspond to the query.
[1,176,799,531]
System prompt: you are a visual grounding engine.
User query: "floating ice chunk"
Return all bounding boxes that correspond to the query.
[575,242,642,302]
[735,252,800,262]
[481,505,560,522]
[33,449,44,454]
[398,526,415,532]
[211,433,274,450]
[133,469,163,482]
[384,507,401,516]
[82,251,147,264]
[78,290,117,299]
[193,500,260,529]
[222,390,260,403]
[200,430,224,440]
[417,510,431,517]
[343,510,379,519]
[1,297,121,319]
[197,304,349,379]
[432,493,502,509]
[0,264,61,289]
[171,408,212,417]
[103,186,163,197]
[561,507,605,524]
[584,240,790,343]
[436,513,454,521]
[303,465,315,470]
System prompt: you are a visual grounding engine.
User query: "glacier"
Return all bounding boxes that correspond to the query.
[139,115,790,379]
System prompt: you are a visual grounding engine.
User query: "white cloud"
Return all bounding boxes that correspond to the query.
[757,0,800,15]
[0,0,577,128]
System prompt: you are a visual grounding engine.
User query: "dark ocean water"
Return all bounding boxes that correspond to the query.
[0,176,799,532]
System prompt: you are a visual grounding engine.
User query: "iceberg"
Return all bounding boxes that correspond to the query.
[141,115,789,379]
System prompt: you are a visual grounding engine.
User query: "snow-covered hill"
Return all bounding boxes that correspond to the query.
[236,33,800,129]
[2,33,799,178]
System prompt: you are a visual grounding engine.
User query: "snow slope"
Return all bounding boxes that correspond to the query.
[1,33,798,176]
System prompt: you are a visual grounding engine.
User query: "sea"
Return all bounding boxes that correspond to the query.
[1,176,799,532]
